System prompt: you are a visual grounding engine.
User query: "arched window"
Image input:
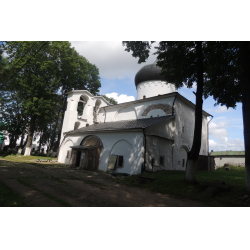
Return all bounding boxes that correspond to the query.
[77,96,88,117]
[81,136,102,148]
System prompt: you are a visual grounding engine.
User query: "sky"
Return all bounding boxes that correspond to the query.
[71,41,244,152]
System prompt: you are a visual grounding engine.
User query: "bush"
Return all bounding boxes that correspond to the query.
[31,150,47,157]
[0,148,17,157]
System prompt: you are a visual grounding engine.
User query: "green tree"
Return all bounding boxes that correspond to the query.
[101,95,117,105]
[204,41,250,192]
[2,42,60,155]
[48,42,101,149]
[1,41,102,155]
[123,41,207,182]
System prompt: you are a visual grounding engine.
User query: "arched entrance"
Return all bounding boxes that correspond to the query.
[179,145,189,170]
[69,136,102,170]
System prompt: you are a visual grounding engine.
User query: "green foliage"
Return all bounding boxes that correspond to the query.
[122,41,155,64]
[0,41,101,151]
[101,95,118,105]
[203,42,242,108]
[0,148,17,157]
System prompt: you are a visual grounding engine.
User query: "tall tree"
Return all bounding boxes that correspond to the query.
[1,41,101,154]
[3,41,60,155]
[204,41,250,192]
[123,41,207,182]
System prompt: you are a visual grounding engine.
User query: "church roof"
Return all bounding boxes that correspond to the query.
[66,115,174,134]
[134,61,166,87]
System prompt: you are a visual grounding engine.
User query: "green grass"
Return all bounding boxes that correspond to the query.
[113,166,247,206]
[0,180,27,207]
[0,155,57,162]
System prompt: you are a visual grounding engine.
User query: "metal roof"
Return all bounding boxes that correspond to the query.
[210,151,245,156]
[66,115,174,134]
[135,61,166,87]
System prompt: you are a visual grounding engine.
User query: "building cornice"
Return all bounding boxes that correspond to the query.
[99,92,212,117]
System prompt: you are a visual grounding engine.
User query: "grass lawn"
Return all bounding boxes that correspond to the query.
[0,155,66,207]
[0,155,247,206]
[0,154,57,163]
[113,166,247,206]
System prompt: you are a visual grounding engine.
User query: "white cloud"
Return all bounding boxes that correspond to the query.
[209,138,244,151]
[71,41,158,80]
[209,139,217,147]
[209,121,229,140]
[214,106,232,113]
[209,120,244,151]
[105,92,135,104]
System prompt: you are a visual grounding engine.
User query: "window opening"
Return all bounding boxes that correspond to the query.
[117,156,123,167]
[66,150,70,158]
[77,96,87,117]
[182,159,185,167]
[151,158,155,166]
[160,156,164,166]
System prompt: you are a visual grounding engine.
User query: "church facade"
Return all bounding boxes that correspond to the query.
[58,61,211,175]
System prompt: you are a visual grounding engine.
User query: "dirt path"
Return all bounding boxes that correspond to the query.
[0,159,203,207]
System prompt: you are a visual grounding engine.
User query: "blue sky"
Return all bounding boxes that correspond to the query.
[71,41,244,152]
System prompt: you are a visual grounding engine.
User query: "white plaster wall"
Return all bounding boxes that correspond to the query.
[136,97,175,119]
[145,136,173,171]
[173,98,208,170]
[58,131,144,175]
[58,139,73,164]
[60,91,109,143]
[110,140,134,174]
[97,95,176,123]
[137,80,176,100]
[178,147,188,170]
[214,156,245,168]
[145,118,175,140]
[115,106,137,121]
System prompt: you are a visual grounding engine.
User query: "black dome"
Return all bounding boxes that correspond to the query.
[134,61,165,87]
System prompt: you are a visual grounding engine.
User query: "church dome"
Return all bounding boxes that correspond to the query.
[134,61,165,87]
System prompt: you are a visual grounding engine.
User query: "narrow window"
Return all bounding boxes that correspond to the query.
[117,155,123,167]
[151,158,155,166]
[182,127,184,133]
[160,156,164,166]
[182,159,185,167]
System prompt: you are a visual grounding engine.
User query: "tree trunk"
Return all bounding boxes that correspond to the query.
[38,131,43,152]
[48,108,61,151]
[57,97,67,145]
[239,42,250,192]
[20,119,27,148]
[185,41,204,182]
[24,115,36,156]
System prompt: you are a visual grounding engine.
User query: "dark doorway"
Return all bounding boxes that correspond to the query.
[76,151,81,167]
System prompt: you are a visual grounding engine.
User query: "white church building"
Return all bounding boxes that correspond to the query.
[58,61,211,175]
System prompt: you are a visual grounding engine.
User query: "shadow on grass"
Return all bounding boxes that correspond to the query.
[0,180,27,207]
[113,169,247,206]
